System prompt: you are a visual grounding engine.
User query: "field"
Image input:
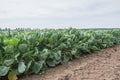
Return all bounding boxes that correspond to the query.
[0,28,120,80]
[21,45,120,80]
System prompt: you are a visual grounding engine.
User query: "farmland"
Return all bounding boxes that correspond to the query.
[0,28,120,80]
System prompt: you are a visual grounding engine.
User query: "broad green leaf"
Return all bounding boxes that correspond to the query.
[0,66,10,76]
[4,38,19,46]
[46,59,56,67]
[18,44,28,53]
[18,62,26,73]
[22,50,34,57]
[32,61,44,74]
[62,54,70,63]
[4,59,14,66]
[58,43,68,49]
[71,48,77,55]
[54,51,61,60]
[40,49,49,60]
[4,45,14,54]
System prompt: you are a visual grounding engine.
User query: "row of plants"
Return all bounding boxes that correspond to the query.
[0,28,120,80]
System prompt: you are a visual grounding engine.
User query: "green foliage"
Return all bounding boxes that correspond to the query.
[0,66,10,76]
[18,44,28,53]
[3,38,19,47]
[0,28,120,79]
[32,61,44,73]
[18,62,26,73]
[4,59,14,66]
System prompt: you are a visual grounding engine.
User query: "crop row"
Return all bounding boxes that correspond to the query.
[0,28,120,80]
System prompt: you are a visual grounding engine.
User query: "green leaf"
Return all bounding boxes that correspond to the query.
[15,53,20,61]
[18,44,28,53]
[0,66,10,76]
[32,61,44,74]
[54,51,61,60]
[40,49,49,60]
[58,43,68,49]
[46,59,56,67]
[18,62,26,73]
[4,38,19,46]
[4,59,14,66]
[22,51,34,58]
[25,60,32,72]
[4,45,14,54]
[71,48,77,55]
[62,54,70,63]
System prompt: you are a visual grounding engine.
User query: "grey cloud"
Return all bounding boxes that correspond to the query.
[0,0,120,28]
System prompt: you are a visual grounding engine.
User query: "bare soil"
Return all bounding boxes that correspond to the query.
[20,45,120,80]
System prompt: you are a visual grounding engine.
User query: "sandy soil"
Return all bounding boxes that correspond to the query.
[20,45,120,80]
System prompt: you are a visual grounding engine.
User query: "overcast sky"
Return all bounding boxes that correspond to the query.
[0,0,120,29]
